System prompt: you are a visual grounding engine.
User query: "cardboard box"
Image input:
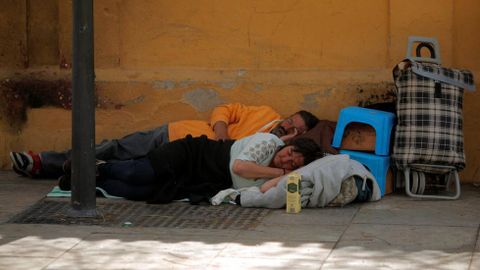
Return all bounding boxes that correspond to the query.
[340,123,376,152]
[384,168,394,195]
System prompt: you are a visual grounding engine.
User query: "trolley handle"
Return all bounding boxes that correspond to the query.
[406,36,441,64]
[415,42,436,59]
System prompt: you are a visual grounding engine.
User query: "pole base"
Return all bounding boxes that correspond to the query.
[65,207,101,218]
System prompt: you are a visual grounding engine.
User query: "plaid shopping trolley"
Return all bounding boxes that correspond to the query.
[392,36,475,199]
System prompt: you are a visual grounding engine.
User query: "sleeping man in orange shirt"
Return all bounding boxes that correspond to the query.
[10,103,319,179]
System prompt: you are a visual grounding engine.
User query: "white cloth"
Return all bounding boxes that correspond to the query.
[210,187,258,205]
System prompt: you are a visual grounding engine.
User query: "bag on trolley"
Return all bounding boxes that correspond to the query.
[392,37,475,199]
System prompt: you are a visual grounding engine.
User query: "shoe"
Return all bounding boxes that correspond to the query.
[62,159,72,174]
[10,151,42,177]
[96,159,106,166]
[58,174,71,191]
[12,165,28,177]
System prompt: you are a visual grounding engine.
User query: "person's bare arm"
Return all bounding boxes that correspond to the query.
[213,121,230,141]
[260,176,283,193]
[232,160,288,179]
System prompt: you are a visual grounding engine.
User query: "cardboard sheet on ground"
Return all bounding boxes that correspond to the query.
[47,186,124,199]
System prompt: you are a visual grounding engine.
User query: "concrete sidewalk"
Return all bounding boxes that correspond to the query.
[0,170,479,270]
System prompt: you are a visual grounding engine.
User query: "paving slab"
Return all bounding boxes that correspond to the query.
[0,256,56,270]
[237,222,347,242]
[217,240,334,260]
[471,232,480,270]
[322,223,477,270]
[207,257,325,270]
[45,232,231,270]
[0,224,100,257]
[262,206,359,226]
[0,174,54,223]
[354,187,480,227]
[1,170,480,270]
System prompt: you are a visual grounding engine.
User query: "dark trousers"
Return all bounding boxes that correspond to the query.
[39,125,169,178]
[98,135,234,204]
[97,157,156,200]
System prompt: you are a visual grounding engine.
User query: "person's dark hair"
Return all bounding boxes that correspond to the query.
[295,110,319,130]
[289,137,324,165]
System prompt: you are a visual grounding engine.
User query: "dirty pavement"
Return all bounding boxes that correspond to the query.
[0,170,479,270]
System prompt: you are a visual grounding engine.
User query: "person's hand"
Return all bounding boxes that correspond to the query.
[216,133,230,141]
[213,121,230,141]
[279,128,298,142]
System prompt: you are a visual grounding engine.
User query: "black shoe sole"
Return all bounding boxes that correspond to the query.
[58,175,71,191]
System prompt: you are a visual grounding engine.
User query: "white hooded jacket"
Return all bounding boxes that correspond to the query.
[238,154,382,208]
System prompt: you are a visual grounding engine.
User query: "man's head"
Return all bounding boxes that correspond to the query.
[270,110,319,138]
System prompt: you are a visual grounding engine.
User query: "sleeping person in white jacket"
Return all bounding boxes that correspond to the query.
[211,154,382,208]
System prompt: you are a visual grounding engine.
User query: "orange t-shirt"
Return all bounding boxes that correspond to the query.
[168,103,282,141]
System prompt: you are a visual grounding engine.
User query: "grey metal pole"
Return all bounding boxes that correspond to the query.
[70,0,97,217]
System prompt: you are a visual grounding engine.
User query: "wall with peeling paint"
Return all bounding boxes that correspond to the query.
[0,0,479,184]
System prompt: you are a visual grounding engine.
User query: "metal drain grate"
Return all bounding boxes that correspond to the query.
[8,199,271,230]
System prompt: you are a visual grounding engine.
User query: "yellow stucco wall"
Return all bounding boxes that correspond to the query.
[1,0,479,183]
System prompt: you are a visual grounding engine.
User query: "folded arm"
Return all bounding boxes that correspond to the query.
[213,121,229,141]
[210,103,245,140]
[232,160,287,180]
[259,176,282,193]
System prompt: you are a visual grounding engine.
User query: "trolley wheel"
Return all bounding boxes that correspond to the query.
[403,165,461,200]
[417,172,426,194]
[410,170,419,194]
[445,171,454,191]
